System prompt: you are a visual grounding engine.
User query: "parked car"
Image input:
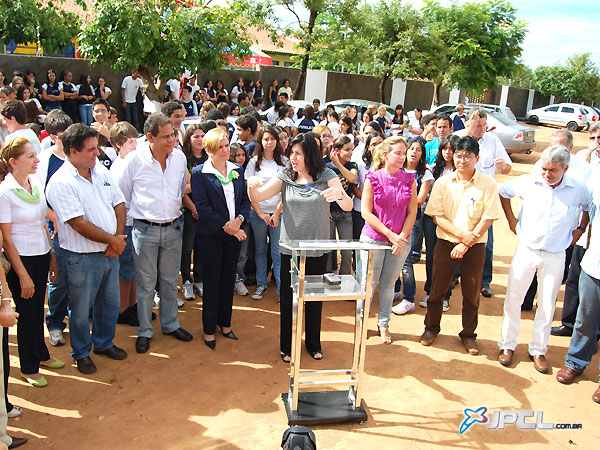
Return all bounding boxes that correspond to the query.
[431,104,535,154]
[327,99,395,121]
[261,100,310,124]
[578,105,599,130]
[525,103,588,131]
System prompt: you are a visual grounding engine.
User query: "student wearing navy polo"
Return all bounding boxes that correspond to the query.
[41,70,63,112]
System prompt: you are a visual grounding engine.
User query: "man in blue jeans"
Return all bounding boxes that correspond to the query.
[118,113,193,354]
[47,124,128,374]
[556,175,600,404]
[120,69,145,132]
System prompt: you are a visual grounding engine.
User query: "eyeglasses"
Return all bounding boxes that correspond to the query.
[590,135,600,141]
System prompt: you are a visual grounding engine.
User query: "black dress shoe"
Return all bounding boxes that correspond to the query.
[94,345,128,360]
[204,339,216,350]
[166,327,193,342]
[551,325,573,337]
[75,356,97,374]
[8,437,28,449]
[117,308,139,326]
[219,327,238,340]
[136,337,150,353]
[480,285,492,298]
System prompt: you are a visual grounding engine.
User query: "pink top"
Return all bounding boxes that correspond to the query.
[362,168,414,243]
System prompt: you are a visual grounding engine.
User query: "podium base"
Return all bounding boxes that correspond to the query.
[282,390,368,425]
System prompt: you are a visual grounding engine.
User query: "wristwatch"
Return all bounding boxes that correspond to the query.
[577,226,586,232]
[236,214,245,223]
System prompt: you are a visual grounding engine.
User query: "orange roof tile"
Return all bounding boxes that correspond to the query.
[41,0,94,20]
[247,27,300,56]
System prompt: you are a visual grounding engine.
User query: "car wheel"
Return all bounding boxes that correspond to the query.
[528,116,539,125]
[567,121,578,131]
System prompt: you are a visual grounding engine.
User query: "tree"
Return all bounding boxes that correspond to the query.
[421,0,527,106]
[0,0,83,55]
[497,63,535,89]
[78,0,273,103]
[278,0,360,99]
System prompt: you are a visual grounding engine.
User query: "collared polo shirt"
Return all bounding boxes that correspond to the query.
[117,143,187,223]
[46,160,124,253]
[425,170,502,244]
[0,173,51,256]
[499,173,590,253]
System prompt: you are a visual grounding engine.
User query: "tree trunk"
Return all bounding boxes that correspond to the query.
[294,8,319,101]
[379,74,389,104]
[138,66,162,103]
[432,80,442,107]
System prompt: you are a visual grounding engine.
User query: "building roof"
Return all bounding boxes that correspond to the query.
[41,0,94,20]
[247,27,299,56]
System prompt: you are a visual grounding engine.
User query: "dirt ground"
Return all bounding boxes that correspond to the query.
[6,124,600,450]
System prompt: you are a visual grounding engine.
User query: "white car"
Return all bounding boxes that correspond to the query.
[526,103,588,131]
[578,105,599,130]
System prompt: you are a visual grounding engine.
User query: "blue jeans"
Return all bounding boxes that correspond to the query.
[565,270,600,377]
[132,218,183,338]
[329,210,353,274]
[46,235,69,332]
[411,206,424,259]
[78,104,93,125]
[360,235,411,328]
[125,102,140,132]
[65,251,120,359]
[482,225,493,286]
[249,210,281,292]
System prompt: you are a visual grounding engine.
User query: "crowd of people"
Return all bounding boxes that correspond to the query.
[1,65,600,447]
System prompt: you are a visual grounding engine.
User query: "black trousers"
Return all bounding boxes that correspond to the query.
[280,252,328,355]
[197,234,241,336]
[561,245,585,328]
[6,253,51,374]
[3,326,12,412]
[180,208,202,284]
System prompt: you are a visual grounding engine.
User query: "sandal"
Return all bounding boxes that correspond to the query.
[280,352,291,363]
[378,326,392,345]
[310,351,323,360]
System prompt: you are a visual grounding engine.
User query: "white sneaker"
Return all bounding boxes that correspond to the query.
[177,298,184,308]
[7,405,22,418]
[235,280,249,296]
[182,281,194,300]
[48,329,65,346]
[153,291,160,308]
[252,285,267,300]
[419,295,429,308]
[193,282,204,297]
[392,299,416,315]
[443,299,450,312]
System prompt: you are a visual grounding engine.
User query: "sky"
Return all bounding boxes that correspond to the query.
[272,0,600,70]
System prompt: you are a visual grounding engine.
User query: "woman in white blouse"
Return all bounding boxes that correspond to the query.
[0,137,63,387]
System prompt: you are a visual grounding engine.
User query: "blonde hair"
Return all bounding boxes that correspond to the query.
[0,136,31,181]
[201,101,215,116]
[202,128,228,155]
[312,124,331,136]
[373,136,408,171]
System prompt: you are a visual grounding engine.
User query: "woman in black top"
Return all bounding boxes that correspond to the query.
[215,80,228,103]
[77,74,95,126]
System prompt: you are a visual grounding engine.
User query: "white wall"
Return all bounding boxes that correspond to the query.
[303,69,328,103]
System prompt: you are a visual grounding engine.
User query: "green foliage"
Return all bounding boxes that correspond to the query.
[533,53,600,103]
[0,0,83,54]
[497,64,535,89]
[422,0,527,95]
[78,0,273,99]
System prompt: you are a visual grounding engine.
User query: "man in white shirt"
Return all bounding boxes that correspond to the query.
[458,109,512,298]
[118,113,193,354]
[577,122,600,170]
[0,100,41,153]
[556,173,600,404]
[46,124,128,375]
[166,77,181,100]
[120,69,145,132]
[497,145,590,374]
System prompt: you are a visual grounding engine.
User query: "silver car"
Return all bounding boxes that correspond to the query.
[526,103,588,131]
[432,104,535,154]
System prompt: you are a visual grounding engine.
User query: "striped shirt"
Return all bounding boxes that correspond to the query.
[277,168,336,257]
[46,160,125,253]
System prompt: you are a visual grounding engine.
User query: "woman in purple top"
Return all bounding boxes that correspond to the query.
[360,136,417,344]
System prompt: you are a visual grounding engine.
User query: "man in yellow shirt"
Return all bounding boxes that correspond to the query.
[422,136,503,355]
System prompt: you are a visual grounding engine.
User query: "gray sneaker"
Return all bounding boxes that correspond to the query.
[177,298,184,308]
[48,329,65,346]
[443,299,450,312]
[193,282,204,297]
[235,279,249,296]
[419,295,429,308]
[252,285,267,300]
[182,281,194,300]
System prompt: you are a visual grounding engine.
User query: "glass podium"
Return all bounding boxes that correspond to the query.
[279,240,389,425]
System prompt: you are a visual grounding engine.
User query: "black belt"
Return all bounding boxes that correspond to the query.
[137,218,177,227]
